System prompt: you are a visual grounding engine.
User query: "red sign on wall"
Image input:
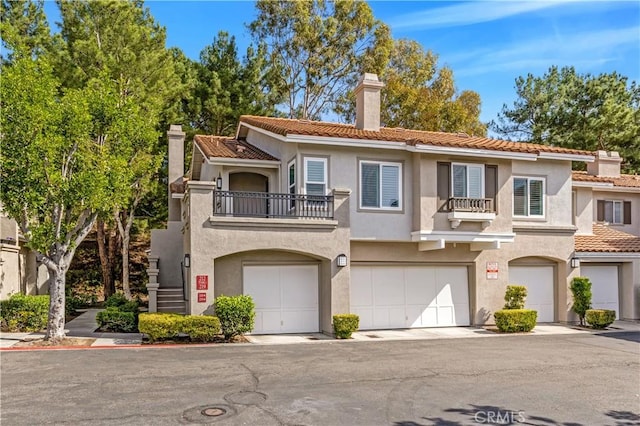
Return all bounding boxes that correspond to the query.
[197,292,207,303]
[486,262,499,280]
[196,275,208,290]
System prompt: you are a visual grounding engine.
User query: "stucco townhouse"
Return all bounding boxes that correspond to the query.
[146,73,640,335]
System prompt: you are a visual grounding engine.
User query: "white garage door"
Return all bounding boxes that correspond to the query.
[243,265,319,334]
[508,266,554,322]
[581,265,619,319]
[351,266,470,330]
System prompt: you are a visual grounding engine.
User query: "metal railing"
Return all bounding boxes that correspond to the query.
[213,191,334,219]
[447,197,494,213]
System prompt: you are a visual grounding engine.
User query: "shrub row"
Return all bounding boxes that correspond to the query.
[96,293,139,332]
[0,294,49,332]
[585,309,616,329]
[138,313,221,342]
[215,295,255,340]
[333,314,359,339]
[494,309,537,333]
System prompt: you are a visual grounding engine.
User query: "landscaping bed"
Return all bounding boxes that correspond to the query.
[13,337,96,347]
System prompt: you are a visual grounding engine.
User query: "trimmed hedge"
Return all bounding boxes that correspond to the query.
[585,309,616,329]
[494,309,537,333]
[215,295,255,340]
[504,285,527,310]
[104,293,139,313]
[138,313,221,342]
[0,294,49,332]
[96,307,137,333]
[570,277,592,326]
[333,314,359,339]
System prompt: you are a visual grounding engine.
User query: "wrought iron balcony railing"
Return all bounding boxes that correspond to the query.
[213,191,334,219]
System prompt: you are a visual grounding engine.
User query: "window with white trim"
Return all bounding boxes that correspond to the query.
[513,177,545,218]
[360,160,402,209]
[452,163,484,199]
[304,157,327,196]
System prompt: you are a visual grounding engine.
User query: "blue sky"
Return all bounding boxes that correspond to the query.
[44,1,640,127]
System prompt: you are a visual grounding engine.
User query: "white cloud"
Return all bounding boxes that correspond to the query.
[388,1,566,30]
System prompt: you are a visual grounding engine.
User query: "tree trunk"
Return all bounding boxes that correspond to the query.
[45,267,66,342]
[96,218,113,298]
[121,233,131,300]
[107,226,119,295]
[115,209,134,301]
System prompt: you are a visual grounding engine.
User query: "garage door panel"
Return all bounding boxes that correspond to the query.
[509,266,554,323]
[281,310,318,333]
[351,265,469,329]
[353,307,373,329]
[582,265,619,319]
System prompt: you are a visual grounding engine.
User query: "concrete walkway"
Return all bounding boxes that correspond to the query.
[2,310,638,349]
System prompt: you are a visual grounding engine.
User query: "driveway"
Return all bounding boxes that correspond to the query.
[1,332,638,425]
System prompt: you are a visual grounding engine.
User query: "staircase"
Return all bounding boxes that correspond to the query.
[157,288,187,314]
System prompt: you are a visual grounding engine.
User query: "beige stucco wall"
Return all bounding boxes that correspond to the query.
[184,181,351,333]
[592,190,640,237]
[0,244,20,300]
[150,221,184,288]
[573,187,594,234]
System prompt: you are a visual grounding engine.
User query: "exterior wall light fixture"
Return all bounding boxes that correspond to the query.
[337,254,348,267]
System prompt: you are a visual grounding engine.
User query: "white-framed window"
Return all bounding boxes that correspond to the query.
[304,157,327,196]
[288,159,296,209]
[513,177,545,218]
[359,160,402,210]
[603,200,623,224]
[452,163,484,199]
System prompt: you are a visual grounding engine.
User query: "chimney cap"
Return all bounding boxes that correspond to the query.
[355,73,384,94]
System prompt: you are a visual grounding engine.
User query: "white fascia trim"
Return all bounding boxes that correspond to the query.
[206,158,281,168]
[171,193,184,199]
[410,145,537,161]
[288,134,407,150]
[572,181,614,188]
[591,186,640,194]
[538,152,595,162]
[239,122,288,142]
[411,230,515,243]
[576,252,640,259]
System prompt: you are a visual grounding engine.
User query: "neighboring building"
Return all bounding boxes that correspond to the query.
[148,73,638,334]
[572,152,640,319]
[0,209,49,300]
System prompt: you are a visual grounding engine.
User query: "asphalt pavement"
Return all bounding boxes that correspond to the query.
[1,330,638,425]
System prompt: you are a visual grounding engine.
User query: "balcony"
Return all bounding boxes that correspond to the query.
[447,197,495,229]
[213,191,334,220]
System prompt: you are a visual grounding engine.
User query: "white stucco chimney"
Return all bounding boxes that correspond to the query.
[587,150,622,177]
[167,124,185,222]
[355,73,384,131]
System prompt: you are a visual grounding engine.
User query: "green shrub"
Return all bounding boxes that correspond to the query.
[333,314,359,339]
[504,285,527,309]
[105,292,134,309]
[96,307,137,333]
[215,295,255,340]
[570,277,592,325]
[138,313,183,342]
[494,309,537,333]
[180,316,221,342]
[585,309,616,329]
[0,294,50,332]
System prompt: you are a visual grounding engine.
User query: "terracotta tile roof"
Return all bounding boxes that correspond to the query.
[575,224,640,253]
[194,135,278,161]
[169,177,187,194]
[239,115,593,157]
[572,171,640,188]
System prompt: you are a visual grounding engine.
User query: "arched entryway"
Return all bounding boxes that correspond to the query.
[229,172,268,216]
[508,257,558,322]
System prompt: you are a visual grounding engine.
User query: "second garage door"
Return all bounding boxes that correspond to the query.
[244,265,319,334]
[350,265,470,330]
[581,265,619,319]
[508,265,555,322]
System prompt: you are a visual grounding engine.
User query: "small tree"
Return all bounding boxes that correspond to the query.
[504,285,527,310]
[215,295,255,340]
[570,277,592,326]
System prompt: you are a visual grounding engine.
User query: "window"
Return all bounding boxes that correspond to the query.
[452,163,484,199]
[597,200,632,225]
[288,159,296,209]
[304,157,327,196]
[513,177,545,218]
[360,161,402,209]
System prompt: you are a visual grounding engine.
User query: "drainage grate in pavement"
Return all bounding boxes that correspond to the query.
[366,334,381,339]
[182,404,236,423]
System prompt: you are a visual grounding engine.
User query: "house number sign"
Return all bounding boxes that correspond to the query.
[197,292,207,303]
[196,275,208,290]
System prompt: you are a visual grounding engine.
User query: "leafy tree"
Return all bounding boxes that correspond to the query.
[249,0,392,120]
[0,0,51,62]
[0,57,122,341]
[56,0,179,298]
[339,39,486,135]
[191,31,281,136]
[492,66,640,173]
[570,277,592,326]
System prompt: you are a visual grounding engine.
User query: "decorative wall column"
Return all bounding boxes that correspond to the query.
[146,256,160,312]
